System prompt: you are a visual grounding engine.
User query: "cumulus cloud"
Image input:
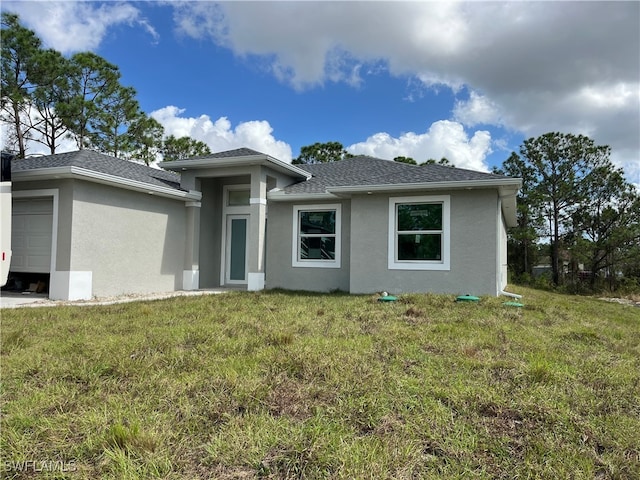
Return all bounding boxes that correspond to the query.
[453,91,502,127]
[347,121,492,172]
[3,1,158,54]
[173,1,639,176]
[150,106,293,162]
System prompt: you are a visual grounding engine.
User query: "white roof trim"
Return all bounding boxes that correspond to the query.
[159,154,311,180]
[326,178,522,195]
[13,166,202,202]
[267,190,336,202]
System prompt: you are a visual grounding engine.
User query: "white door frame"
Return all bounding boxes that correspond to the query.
[224,214,249,285]
[220,184,251,286]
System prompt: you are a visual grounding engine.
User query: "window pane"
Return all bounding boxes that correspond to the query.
[397,203,442,231]
[300,236,336,260]
[398,234,441,261]
[300,210,335,234]
[228,189,250,206]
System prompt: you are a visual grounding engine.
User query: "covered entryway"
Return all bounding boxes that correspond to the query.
[158,147,311,291]
[11,197,53,273]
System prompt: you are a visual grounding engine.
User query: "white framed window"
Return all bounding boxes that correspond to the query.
[388,195,450,270]
[292,204,341,268]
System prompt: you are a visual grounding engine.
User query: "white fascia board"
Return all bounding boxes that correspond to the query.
[13,167,202,202]
[327,178,523,195]
[267,191,336,202]
[159,155,311,180]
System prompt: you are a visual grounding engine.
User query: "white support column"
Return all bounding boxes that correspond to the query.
[247,167,267,291]
[183,201,201,290]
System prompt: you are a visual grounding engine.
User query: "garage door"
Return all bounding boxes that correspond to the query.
[11,197,53,273]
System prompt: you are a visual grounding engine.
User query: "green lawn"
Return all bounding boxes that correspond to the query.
[1,287,639,479]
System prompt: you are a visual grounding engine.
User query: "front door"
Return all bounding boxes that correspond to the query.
[225,214,248,285]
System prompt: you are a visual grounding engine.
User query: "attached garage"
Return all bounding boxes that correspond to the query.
[9,150,200,300]
[11,197,53,273]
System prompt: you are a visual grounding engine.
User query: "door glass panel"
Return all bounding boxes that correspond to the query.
[229,218,247,281]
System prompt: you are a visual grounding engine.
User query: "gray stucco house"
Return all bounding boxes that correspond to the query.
[8,148,521,300]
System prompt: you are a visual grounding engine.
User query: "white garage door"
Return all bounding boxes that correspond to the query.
[11,197,53,273]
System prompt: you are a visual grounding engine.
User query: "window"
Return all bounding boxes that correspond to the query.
[227,188,250,206]
[388,195,450,270]
[292,204,341,268]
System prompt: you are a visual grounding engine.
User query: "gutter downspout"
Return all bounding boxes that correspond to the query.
[500,290,523,299]
[497,195,523,300]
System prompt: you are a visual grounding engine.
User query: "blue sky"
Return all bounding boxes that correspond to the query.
[2,1,639,183]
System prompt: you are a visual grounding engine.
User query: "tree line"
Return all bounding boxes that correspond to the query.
[494,132,639,292]
[1,13,210,163]
[291,141,453,166]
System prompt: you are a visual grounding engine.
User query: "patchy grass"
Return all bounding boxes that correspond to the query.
[1,287,639,479]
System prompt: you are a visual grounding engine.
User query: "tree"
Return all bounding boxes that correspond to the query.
[569,165,640,288]
[0,13,42,158]
[57,52,122,150]
[161,135,211,162]
[1,14,166,164]
[493,152,542,277]
[89,85,141,158]
[421,157,455,167]
[291,141,353,164]
[29,48,72,154]
[393,156,417,165]
[510,132,612,286]
[129,116,164,165]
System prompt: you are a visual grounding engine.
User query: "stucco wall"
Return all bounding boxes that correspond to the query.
[265,200,351,292]
[349,190,500,295]
[70,181,187,297]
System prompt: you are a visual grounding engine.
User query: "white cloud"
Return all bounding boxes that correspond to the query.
[347,120,492,172]
[3,1,158,54]
[453,91,502,127]
[150,106,293,162]
[173,1,639,176]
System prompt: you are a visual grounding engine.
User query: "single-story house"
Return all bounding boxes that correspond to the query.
[8,148,521,300]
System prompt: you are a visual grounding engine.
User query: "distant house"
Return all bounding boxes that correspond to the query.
[7,148,521,300]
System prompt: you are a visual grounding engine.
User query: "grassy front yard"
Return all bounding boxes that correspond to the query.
[1,287,639,479]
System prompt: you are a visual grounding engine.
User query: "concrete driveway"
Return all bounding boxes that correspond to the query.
[1,289,230,309]
[0,291,51,308]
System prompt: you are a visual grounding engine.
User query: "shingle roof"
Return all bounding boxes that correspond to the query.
[187,147,265,161]
[12,150,184,191]
[282,156,511,194]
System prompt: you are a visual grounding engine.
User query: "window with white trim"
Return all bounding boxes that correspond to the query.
[388,195,450,270]
[292,204,341,268]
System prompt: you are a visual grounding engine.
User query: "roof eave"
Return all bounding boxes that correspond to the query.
[159,154,311,180]
[267,190,336,202]
[13,166,201,201]
[326,178,523,195]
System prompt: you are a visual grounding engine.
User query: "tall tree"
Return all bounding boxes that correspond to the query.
[89,85,140,158]
[514,132,612,286]
[0,13,41,158]
[569,165,640,288]
[493,153,542,277]
[161,135,211,161]
[129,116,165,165]
[291,141,353,164]
[57,52,121,150]
[28,48,70,154]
